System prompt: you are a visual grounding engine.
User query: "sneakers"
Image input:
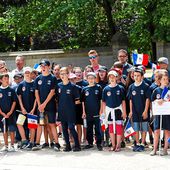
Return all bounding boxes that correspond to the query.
[97,145,103,151]
[150,150,157,156]
[8,145,15,152]
[160,150,168,156]
[25,143,34,151]
[137,145,145,152]
[132,145,140,152]
[50,142,55,148]
[121,141,126,148]
[54,143,61,151]
[42,143,49,149]
[20,140,29,149]
[73,146,81,152]
[32,144,42,151]
[63,145,72,152]
[1,145,8,152]
[84,144,94,149]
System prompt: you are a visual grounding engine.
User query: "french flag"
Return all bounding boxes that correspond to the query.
[124,119,136,138]
[132,53,149,66]
[27,114,38,129]
[161,87,170,101]
[152,63,160,71]
[100,113,106,132]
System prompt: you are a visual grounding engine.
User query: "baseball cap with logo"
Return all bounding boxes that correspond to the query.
[158,57,169,65]
[108,70,118,77]
[87,72,97,78]
[39,59,50,66]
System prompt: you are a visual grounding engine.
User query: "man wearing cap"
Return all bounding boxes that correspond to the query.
[88,50,101,73]
[33,59,60,151]
[81,72,103,151]
[158,57,170,77]
[117,49,132,76]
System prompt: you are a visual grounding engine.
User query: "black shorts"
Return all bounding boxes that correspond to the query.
[0,118,16,132]
[37,111,56,124]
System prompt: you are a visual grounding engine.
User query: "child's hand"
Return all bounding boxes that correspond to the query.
[142,111,148,120]
[82,112,86,119]
[38,103,45,113]
[21,108,27,115]
[122,113,127,120]
[128,111,132,118]
[157,99,164,105]
[5,114,9,118]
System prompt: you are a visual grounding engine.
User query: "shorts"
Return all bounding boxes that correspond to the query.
[108,122,123,135]
[133,122,148,132]
[154,115,170,131]
[38,111,56,124]
[0,122,16,132]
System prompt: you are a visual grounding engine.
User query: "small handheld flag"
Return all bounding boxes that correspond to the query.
[27,114,38,129]
[100,113,106,132]
[161,87,170,101]
[124,119,136,138]
[152,63,160,71]
[132,53,149,66]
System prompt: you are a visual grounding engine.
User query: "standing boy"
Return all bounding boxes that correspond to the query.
[0,73,17,151]
[127,68,151,152]
[56,67,81,152]
[33,59,60,151]
[81,72,103,151]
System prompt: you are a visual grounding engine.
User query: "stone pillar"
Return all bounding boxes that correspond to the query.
[111,32,128,63]
[156,42,170,68]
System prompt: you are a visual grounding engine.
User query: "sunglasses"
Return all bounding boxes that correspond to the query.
[89,56,97,59]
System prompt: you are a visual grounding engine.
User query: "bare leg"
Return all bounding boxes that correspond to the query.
[49,123,58,144]
[153,129,160,152]
[36,125,42,144]
[3,132,8,146]
[10,132,15,145]
[76,124,82,144]
[17,125,26,141]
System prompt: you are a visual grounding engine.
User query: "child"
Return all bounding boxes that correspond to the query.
[0,73,17,151]
[102,70,126,151]
[127,67,151,152]
[56,67,81,152]
[33,59,60,151]
[150,71,170,156]
[81,72,103,151]
[16,67,37,150]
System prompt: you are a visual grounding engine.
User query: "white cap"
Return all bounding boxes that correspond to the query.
[23,67,33,73]
[108,70,118,77]
[158,57,169,64]
[69,73,77,79]
[87,72,96,78]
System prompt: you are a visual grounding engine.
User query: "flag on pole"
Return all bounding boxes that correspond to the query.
[27,114,38,129]
[1,118,6,133]
[132,53,149,66]
[100,113,106,132]
[124,119,136,138]
[161,87,170,101]
[152,63,160,71]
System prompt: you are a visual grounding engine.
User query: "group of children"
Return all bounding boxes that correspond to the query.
[0,53,170,157]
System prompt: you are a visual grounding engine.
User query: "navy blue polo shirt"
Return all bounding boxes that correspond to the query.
[34,74,56,113]
[76,80,88,88]
[81,84,102,119]
[150,82,159,94]
[98,81,108,90]
[17,81,35,113]
[144,78,152,86]
[122,63,132,76]
[102,84,125,108]
[56,82,80,123]
[0,86,17,124]
[127,81,151,122]
[151,87,162,102]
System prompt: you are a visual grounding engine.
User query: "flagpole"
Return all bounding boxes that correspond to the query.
[159,115,162,156]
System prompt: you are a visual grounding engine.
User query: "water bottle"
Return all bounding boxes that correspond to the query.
[83,118,87,128]
[39,112,44,125]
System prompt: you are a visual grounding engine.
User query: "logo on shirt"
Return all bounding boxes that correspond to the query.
[116,90,120,95]
[140,90,144,95]
[132,90,136,96]
[47,80,51,85]
[0,93,3,98]
[38,80,42,85]
[107,91,111,96]
[66,89,71,94]
[30,88,34,92]
[8,92,11,96]
[85,91,89,96]
[58,88,61,94]
[22,86,26,92]
[95,90,99,95]
[156,94,161,99]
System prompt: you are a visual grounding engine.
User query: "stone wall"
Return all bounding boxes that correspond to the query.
[0,47,114,71]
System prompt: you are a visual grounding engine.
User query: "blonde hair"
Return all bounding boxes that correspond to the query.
[60,67,69,74]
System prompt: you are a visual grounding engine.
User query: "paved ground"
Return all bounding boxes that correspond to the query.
[0,136,169,170]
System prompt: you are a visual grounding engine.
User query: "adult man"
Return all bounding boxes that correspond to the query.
[158,57,170,77]
[88,50,101,73]
[117,49,132,76]
[11,55,25,76]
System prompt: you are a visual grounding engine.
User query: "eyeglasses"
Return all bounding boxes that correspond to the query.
[89,56,97,59]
